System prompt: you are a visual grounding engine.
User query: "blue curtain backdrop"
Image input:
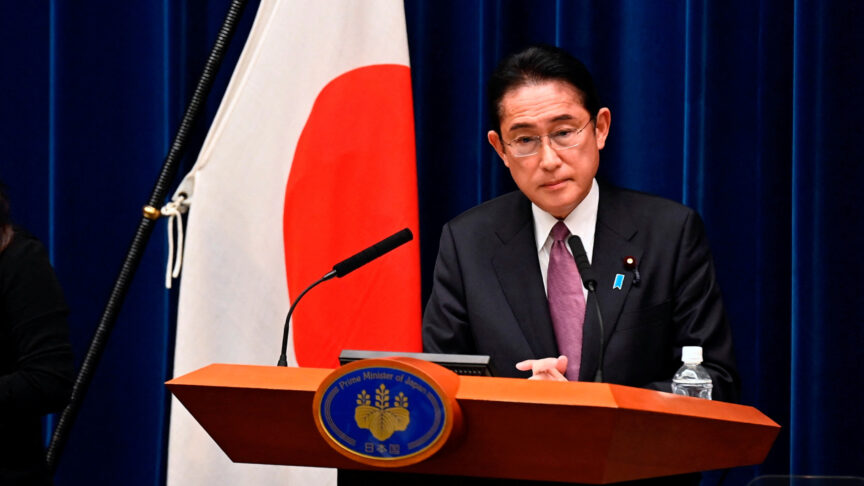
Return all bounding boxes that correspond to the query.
[0,1,861,485]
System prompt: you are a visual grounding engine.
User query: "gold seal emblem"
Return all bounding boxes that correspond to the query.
[313,358,461,467]
[354,384,410,441]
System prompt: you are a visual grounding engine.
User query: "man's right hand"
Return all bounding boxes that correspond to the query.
[515,355,569,381]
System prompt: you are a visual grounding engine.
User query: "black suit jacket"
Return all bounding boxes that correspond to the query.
[422,183,739,402]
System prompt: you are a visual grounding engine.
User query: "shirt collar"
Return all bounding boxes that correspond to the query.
[532,178,599,256]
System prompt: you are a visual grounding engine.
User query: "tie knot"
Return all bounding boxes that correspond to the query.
[551,221,570,242]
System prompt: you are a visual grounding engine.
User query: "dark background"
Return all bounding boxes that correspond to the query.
[1,1,861,484]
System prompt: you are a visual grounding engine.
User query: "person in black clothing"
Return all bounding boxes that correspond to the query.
[342,45,722,485]
[0,186,75,484]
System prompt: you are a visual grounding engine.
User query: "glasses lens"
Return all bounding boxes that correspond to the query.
[550,129,580,149]
[512,136,540,156]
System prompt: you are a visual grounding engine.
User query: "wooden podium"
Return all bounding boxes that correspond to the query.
[166,363,779,484]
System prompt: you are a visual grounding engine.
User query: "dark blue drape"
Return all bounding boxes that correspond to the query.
[0,2,257,484]
[407,1,864,483]
[0,1,861,485]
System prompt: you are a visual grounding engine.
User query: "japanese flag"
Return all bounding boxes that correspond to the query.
[166,0,421,484]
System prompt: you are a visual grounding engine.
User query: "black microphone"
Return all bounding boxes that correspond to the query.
[277,228,414,366]
[567,236,597,292]
[567,235,604,382]
[332,228,413,277]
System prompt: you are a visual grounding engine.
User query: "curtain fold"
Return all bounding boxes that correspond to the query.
[406,0,864,481]
[790,0,864,475]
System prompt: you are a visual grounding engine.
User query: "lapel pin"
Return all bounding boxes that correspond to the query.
[613,274,624,290]
[623,256,641,287]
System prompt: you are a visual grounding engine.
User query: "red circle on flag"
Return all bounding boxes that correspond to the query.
[284,64,422,368]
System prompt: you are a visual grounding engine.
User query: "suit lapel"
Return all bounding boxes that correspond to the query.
[491,196,558,359]
[578,185,643,381]
[486,186,644,375]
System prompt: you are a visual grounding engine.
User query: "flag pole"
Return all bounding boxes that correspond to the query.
[46,0,250,473]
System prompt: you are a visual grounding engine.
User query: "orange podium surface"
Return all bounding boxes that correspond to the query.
[166,363,779,484]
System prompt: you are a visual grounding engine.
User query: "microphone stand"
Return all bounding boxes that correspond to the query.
[277,271,336,366]
[276,228,412,366]
[567,235,605,382]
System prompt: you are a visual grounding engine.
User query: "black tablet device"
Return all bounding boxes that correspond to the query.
[338,350,492,377]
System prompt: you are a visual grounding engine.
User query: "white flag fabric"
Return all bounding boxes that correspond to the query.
[166,0,421,484]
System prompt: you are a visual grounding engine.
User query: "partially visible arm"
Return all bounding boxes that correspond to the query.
[643,211,740,402]
[425,223,570,381]
[0,235,75,415]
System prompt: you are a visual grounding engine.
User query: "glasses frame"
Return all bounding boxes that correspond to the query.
[504,118,594,158]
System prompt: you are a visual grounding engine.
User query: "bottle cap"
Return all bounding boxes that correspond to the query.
[681,346,703,364]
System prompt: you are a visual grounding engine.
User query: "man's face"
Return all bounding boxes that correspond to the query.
[488,80,611,219]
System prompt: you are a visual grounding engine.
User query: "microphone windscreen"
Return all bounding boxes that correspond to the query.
[567,235,597,288]
[567,235,590,271]
[332,228,413,277]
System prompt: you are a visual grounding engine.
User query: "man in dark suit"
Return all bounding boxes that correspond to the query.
[342,45,738,486]
[423,45,739,402]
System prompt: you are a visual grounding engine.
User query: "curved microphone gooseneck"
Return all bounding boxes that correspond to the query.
[276,228,413,366]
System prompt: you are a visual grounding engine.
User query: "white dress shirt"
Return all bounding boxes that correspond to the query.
[533,178,599,300]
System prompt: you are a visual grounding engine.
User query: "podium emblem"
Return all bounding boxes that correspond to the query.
[354,384,411,440]
[313,358,460,467]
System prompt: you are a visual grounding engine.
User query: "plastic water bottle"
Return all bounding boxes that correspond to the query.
[672,346,713,400]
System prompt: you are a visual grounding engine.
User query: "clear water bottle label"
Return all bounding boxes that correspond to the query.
[672,381,713,400]
[672,355,713,400]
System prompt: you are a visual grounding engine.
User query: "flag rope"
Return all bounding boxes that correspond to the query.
[161,195,188,289]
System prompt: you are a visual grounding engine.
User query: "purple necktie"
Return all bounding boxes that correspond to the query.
[547,221,586,380]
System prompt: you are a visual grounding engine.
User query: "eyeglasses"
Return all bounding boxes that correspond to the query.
[504,118,593,157]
